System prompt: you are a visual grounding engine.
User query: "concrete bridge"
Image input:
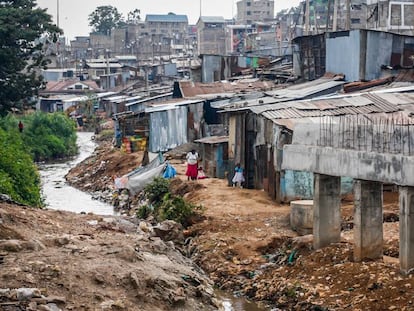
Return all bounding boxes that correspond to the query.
[282,119,414,273]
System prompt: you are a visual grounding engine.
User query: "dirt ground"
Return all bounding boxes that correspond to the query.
[0,201,221,310]
[1,135,412,310]
[65,136,413,311]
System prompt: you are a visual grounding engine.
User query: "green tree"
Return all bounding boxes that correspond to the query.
[127,9,141,24]
[88,5,125,35]
[0,0,61,116]
[0,127,42,206]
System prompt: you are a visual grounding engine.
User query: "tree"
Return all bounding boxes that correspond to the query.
[127,9,141,25]
[0,0,61,116]
[88,5,125,35]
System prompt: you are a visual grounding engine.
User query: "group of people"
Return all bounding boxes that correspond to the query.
[185,149,245,187]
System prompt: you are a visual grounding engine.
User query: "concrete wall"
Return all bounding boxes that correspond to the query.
[283,171,353,201]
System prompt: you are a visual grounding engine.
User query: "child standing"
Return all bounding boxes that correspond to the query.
[232,163,245,188]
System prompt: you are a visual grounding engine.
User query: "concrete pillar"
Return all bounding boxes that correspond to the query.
[354,180,383,261]
[399,186,414,274]
[313,174,341,249]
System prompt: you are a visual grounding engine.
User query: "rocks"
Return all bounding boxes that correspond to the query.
[0,287,65,310]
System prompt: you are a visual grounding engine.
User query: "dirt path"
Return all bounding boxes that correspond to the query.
[40,140,414,310]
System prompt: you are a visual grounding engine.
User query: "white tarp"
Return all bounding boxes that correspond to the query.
[115,153,165,195]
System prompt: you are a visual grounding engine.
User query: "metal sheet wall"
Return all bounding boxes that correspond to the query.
[149,106,188,152]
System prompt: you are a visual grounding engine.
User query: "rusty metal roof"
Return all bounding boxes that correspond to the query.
[178,80,277,98]
[195,136,229,144]
[256,91,412,126]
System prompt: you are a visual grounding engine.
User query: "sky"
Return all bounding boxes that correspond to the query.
[36,0,302,41]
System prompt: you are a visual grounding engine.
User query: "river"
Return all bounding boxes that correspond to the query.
[38,131,270,311]
[39,132,116,215]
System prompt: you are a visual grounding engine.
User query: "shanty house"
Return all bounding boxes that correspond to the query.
[222,84,414,202]
[145,99,205,152]
[195,136,229,179]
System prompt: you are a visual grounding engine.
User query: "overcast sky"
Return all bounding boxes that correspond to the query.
[36,0,301,41]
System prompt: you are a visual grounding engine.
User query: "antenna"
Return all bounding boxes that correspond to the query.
[57,0,60,28]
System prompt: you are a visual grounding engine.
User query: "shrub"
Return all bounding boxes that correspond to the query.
[0,112,78,206]
[138,177,203,227]
[158,193,203,227]
[0,112,78,161]
[143,177,170,206]
[0,127,42,206]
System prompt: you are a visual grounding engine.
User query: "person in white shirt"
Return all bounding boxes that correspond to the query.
[185,149,199,181]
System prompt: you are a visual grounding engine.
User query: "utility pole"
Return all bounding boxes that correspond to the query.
[333,0,338,31]
[326,0,331,32]
[345,0,351,30]
[56,0,59,28]
[305,0,310,35]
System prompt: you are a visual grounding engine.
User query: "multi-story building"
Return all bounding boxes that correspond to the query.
[236,0,275,24]
[197,16,227,55]
[141,13,189,60]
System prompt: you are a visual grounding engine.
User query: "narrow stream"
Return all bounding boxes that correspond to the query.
[39,132,116,215]
[38,131,269,311]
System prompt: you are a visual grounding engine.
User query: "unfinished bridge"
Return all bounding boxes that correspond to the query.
[282,115,414,273]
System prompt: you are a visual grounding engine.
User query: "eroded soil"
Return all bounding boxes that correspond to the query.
[2,136,410,311]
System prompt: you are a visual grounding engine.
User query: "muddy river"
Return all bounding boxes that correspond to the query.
[38,132,269,311]
[39,132,116,215]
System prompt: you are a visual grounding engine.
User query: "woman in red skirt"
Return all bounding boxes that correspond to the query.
[185,149,199,181]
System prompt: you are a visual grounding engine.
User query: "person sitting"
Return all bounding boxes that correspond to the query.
[197,166,207,179]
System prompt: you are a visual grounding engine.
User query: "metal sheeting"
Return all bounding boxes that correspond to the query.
[149,106,188,152]
[247,90,411,127]
[265,80,345,98]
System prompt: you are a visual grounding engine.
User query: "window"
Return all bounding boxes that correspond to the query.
[389,2,414,29]
[404,4,414,26]
[390,4,402,26]
[247,11,251,15]
[247,2,251,6]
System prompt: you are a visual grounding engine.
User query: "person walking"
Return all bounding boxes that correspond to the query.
[185,149,199,181]
[18,121,24,133]
[232,163,245,188]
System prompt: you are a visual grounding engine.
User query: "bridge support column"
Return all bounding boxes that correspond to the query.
[313,174,341,249]
[399,186,414,274]
[354,180,383,261]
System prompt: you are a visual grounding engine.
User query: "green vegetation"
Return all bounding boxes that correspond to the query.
[0,0,61,116]
[0,113,78,206]
[0,113,78,162]
[88,5,141,35]
[137,177,203,227]
[0,126,41,206]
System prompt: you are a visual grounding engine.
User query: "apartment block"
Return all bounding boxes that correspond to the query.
[236,0,275,24]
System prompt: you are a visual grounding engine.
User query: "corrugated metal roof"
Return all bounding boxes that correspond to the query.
[125,93,173,107]
[199,16,225,23]
[145,14,188,23]
[145,99,204,113]
[179,80,276,98]
[195,136,229,144]
[258,92,406,124]
[86,63,123,69]
[265,80,346,99]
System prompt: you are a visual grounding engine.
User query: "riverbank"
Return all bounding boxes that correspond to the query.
[0,201,220,310]
[64,136,412,310]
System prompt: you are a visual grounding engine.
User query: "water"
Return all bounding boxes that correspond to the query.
[39,132,116,215]
[38,132,269,310]
[217,291,270,311]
